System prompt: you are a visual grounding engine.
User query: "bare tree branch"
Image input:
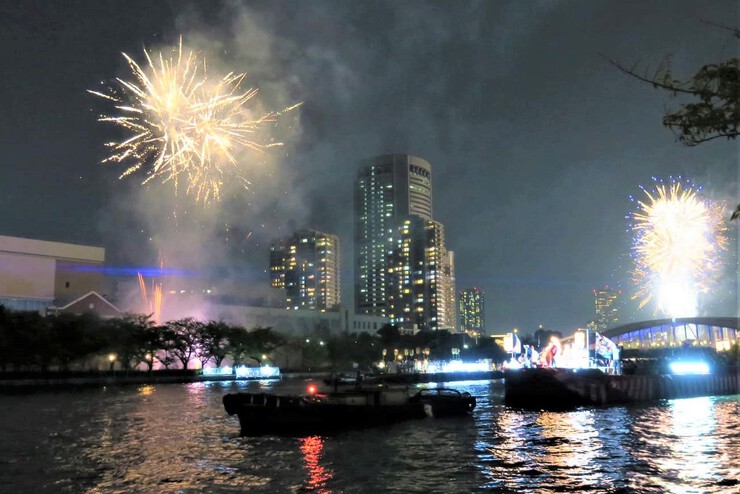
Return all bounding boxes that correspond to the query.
[602,55,706,97]
[605,22,740,218]
[700,19,740,38]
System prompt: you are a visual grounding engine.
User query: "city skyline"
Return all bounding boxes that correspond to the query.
[0,1,737,333]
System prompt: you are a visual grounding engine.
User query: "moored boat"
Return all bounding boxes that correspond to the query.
[223,385,476,436]
[409,388,476,417]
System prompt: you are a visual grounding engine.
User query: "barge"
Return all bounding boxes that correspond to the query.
[223,385,475,436]
[504,367,740,409]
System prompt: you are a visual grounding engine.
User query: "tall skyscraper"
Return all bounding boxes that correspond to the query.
[593,286,620,331]
[354,153,457,333]
[270,229,340,311]
[354,154,432,317]
[458,287,485,337]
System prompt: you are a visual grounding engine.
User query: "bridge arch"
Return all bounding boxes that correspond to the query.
[603,317,739,352]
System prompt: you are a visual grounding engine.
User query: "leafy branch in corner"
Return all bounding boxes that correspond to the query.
[604,22,739,220]
[604,55,739,147]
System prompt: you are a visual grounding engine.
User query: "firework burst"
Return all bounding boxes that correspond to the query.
[630,179,728,318]
[90,38,299,204]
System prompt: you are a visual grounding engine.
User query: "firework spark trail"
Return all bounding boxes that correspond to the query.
[138,271,163,323]
[631,181,728,318]
[90,38,299,204]
[152,283,163,324]
[137,272,149,308]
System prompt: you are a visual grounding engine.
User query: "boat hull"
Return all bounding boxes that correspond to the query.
[223,388,476,436]
[410,389,477,417]
[504,367,740,409]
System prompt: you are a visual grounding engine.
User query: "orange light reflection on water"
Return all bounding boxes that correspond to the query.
[300,435,333,493]
[535,410,603,484]
[137,385,155,396]
[485,408,607,490]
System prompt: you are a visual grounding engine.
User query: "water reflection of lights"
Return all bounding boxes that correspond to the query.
[137,385,155,396]
[483,409,607,490]
[535,410,603,484]
[482,410,536,490]
[669,397,718,484]
[185,382,205,394]
[630,396,727,491]
[300,435,333,493]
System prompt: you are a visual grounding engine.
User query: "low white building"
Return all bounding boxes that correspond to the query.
[0,235,105,313]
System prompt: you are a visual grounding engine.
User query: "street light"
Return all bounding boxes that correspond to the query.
[108,353,117,371]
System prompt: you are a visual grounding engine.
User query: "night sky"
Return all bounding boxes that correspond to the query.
[1,0,737,333]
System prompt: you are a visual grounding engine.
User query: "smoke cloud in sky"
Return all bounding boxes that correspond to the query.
[129,0,571,302]
[1,0,736,330]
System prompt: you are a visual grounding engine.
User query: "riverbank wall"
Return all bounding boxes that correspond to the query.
[505,367,740,408]
[0,369,505,391]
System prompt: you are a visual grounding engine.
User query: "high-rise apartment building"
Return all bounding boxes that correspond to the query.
[373,215,457,334]
[425,221,457,331]
[270,230,340,311]
[386,216,427,331]
[458,287,485,337]
[593,286,620,331]
[354,154,432,317]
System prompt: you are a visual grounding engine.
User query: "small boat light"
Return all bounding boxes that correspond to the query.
[307,384,318,395]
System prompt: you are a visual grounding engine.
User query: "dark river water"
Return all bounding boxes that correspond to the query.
[0,379,738,493]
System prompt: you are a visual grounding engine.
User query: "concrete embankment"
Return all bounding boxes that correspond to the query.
[0,373,235,391]
[0,370,504,391]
